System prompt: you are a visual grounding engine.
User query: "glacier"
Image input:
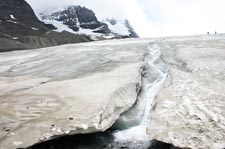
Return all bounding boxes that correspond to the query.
[0,35,225,149]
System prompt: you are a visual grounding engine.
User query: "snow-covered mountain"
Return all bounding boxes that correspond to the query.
[0,1,138,52]
[103,18,139,38]
[40,6,139,40]
[0,0,91,52]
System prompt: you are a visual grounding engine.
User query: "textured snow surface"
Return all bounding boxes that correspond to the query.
[147,35,225,149]
[0,39,150,149]
[1,36,225,149]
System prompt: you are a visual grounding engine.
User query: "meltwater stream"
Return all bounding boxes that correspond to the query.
[28,42,169,149]
[112,42,168,148]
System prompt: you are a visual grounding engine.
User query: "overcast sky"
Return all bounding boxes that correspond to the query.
[26,0,225,37]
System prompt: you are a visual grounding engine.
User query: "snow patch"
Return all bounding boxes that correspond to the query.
[104,19,130,36]
[6,20,18,24]
[42,20,76,34]
[31,27,39,31]
[10,14,16,20]
[3,34,18,40]
[78,28,102,36]
[41,19,114,40]
[12,37,18,40]
[3,34,11,37]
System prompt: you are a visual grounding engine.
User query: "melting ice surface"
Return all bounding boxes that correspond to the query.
[113,42,168,148]
[27,42,169,149]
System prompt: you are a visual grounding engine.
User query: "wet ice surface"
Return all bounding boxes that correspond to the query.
[112,42,168,149]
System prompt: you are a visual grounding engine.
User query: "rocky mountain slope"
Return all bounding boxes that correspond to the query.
[0,0,92,52]
[40,6,139,40]
[0,0,138,52]
[40,6,110,34]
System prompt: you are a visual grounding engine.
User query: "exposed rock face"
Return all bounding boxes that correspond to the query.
[0,39,150,148]
[0,0,91,52]
[147,36,225,149]
[124,20,139,38]
[40,7,138,39]
[0,0,49,36]
[41,6,110,33]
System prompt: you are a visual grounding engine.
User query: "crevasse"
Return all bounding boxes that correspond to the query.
[113,41,169,148]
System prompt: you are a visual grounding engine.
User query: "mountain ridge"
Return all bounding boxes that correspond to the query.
[0,0,92,52]
[40,5,139,40]
[0,0,139,52]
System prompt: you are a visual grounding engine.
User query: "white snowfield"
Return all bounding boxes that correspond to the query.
[0,35,225,149]
[43,19,108,38]
[42,18,131,40]
[104,19,130,36]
